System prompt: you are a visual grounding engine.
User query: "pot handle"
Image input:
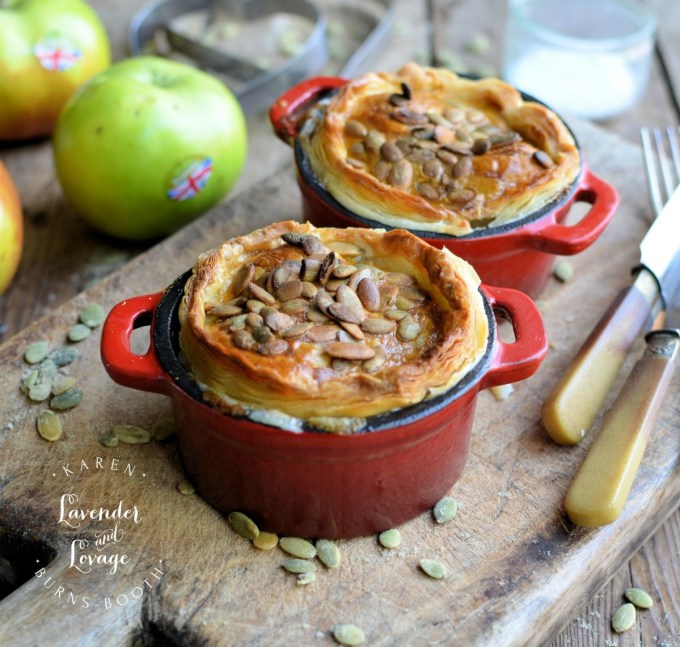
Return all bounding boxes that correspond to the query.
[269,76,347,144]
[480,285,548,390]
[527,165,619,255]
[100,292,170,396]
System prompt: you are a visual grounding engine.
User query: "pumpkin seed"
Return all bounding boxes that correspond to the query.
[471,138,491,155]
[259,339,288,355]
[282,323,314,338]
[231,262,255,295]
[282,558,316,574]
[50,387,83,410]
[361,318,395,334]
[553,260,574,283]
[420,558,448,579]
[253,531,279,550]
[533,150,553,168]
[400,285,428,302]
[379,283,399,310]
[365,130,386,153]
[281,232,307,246]
[437,149,459,165]
[611,603,636,633]
[326,278,348,292]
[252,325,274,344]
[265,311,295,332]
[246,299,266,314]
[385,309,408,321]
[408,148,436,163]
[374,160,391,181]
[248,282,276,305]
[177,479,195,495]
[332,358,352,371]
[427,111,453,127]
[79,303,106,328]
[227,314,248,331]
[275,279,303,302]
[398,315,421,341]
[151,417,176,441]
[112,424,151,444]
[433,496,458,524]
[328,303,365,325]
[624,588,654,609]
[388,92,408,107]
[395,296,416,311]
[326,342,375,360]
[296,572,316,586]
[301,235,329,257]
[100,430,119,447]
[380,142,403,162]
[363,347,386,373]
[316,539,342,568]
[388,159,413,188]
[356,278,380,312]
[318,252,339,285]
[279,537,317,559]
[67,323,91,342]
[245,312,263,328]
[209,304,243,318]
[309,325,339,343]
[52,375,76,396]
[416,182,440,201]
[345,120,367,137]
[283,298,310,315]
[29,383,52,402]
[331,624,366,646]
[300,258,322,282]
[228,511,260,539]
[36,409,62,442]
[306,307,330,323]
[333,264,357,279]
[24,341,49,364]
[349,142,365,155]
[378,528,401,549]
[47,347,79,367]
[423,158,444,179]
[391,108,428,125]
[444,107,465,123]
[453,156,473,178]
[20,368,39,393]
[489,132,521,148]
[448,188,477,206]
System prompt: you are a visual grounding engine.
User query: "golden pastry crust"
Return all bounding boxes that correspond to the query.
[178,221,488,431]
[300,63,580,236]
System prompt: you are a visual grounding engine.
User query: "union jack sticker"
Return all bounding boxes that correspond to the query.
[33,38,82,72]
[167,157,213,202]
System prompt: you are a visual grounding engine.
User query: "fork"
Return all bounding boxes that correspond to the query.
[564,126,680,526]
[542,127,680,445]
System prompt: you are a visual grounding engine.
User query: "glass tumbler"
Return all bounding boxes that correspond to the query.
[502,0,657,121]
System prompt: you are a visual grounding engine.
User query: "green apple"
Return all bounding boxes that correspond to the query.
[0,160,23,294]
[0,0,110,141]
[53,56,248,240]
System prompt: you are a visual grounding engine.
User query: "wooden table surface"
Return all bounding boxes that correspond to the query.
[1,1,679,645]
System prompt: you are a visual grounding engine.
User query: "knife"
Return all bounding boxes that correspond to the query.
[542,185,680,445]
[564,308,679,527]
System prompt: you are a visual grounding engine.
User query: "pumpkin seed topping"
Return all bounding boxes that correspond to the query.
[282,558,316,574]
[68,323,92,342]
[611,603,636,633]
[177,479,195,495]
[79,303,106,328]
[420,558,448,580]
[433,496,458,524]
[624,588,654,609]
[253,531,279,550]
[316,539,342,568]
[50,387,83,411]
[112,424,151,444]
[24,341,49,365]
[36,409,62,442]
[331,624,366,646]
[378,528,401,549]
[279,537,317,559]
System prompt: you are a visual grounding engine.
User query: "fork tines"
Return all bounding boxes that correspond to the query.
[641,126,680,217]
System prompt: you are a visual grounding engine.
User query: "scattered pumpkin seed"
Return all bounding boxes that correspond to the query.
[79,303,106,328]
[47,347,78,367]
[111,424,151,444]
[67,323,92,342]
[282,558,316,574]
[228,511,259,540]
[52,375,76,396]
[611,603,636,633]
[36,410,62,441]
[490,384,514,401]
[420,558,448,580]
[177,479,195,495]
[24,341,49,364]
[433,496,458,524]
[316,539,342,568]
[378,528,401,549]
[553,260,574,283]
[20,368,39,393]
[279,537,317,559]
[331,623,366,646]
[625,587,654,609]
[28,383,52,402]
[100,431,119,447]
[296,572,316,586]
[151,417,176,441]
[253,531,279,550]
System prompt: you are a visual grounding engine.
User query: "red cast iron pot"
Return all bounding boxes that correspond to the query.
[270,77,620,297]
[101,272,548,538]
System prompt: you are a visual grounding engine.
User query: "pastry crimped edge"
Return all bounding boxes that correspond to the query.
[178,220,489,432]
[300,63,581,236]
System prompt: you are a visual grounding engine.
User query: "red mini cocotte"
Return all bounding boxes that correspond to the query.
[270,74,619,298]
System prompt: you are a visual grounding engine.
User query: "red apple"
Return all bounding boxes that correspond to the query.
[0,0,111,141]
[0,161,23,294]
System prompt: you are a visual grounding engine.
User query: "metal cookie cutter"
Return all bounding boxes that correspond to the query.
[129,0,394,114]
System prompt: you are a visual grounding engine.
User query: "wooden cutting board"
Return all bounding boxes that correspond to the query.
[0,120,678,647]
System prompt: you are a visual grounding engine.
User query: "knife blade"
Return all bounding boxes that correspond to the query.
[542,185,680,445]
[564,304,679,527]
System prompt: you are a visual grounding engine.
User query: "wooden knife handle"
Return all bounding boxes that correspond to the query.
[565,330,679,527]
[542,269,660,445]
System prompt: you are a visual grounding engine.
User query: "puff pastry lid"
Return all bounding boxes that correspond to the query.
[179,221,488,433]
[300,63,580,236]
